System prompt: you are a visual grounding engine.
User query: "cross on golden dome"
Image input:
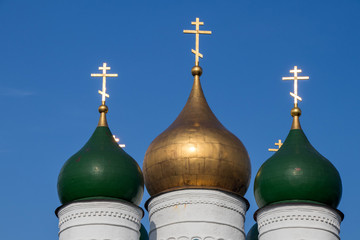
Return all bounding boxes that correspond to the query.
[183,18,212,66]
[268,139,283,152]
[91,63,118,104]
[282,66,309,106]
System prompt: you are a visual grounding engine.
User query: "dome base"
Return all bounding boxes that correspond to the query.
[147,189,248,240]
[56,200,143,240]
[255,202,343,240]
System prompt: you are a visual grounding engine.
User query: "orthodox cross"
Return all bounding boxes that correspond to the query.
[268,139,283,152]
[113,135,126,148]
[91,63,118,104]
[183,18,212,66]
[282,66,309,106]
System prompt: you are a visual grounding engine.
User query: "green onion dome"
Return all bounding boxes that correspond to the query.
[57,105,144,205]
[139,224,149,240]
[246,224,259,240]
[254,107,342,209]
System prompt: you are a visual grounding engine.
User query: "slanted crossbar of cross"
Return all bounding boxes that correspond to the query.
[113,135,126,148]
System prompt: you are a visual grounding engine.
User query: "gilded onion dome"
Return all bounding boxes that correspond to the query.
[143,66,251,196]
[254,106,342,209]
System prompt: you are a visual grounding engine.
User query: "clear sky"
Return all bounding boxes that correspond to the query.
[0,0,358,239]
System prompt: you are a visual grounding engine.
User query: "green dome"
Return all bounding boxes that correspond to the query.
[254,129,342,209]
[57,125,144,205]
[139,224,149,240]
[246,224,259,240]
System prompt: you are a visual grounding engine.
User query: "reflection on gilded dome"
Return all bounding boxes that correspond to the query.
[143,66,251,197]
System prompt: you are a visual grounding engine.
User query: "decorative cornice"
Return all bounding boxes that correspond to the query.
[57,199,143,217]
[258,213,340,231]
[57,200,143,231]
[256,203,342,240]
[148,189,247,219]
[159,236,220,240]
[150,198,246,219]
[59,209,141,228]
[254,201,344,220]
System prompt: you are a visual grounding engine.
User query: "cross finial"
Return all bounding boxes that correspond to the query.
[282,66,309,106]
[91,63,118,104]
[183,18,212,66]
[268,139,283,152]
[113,135,126,148]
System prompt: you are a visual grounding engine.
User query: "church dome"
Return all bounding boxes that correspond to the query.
[57,105,144,205]
[254,107,342,209]
[143,66,251,197]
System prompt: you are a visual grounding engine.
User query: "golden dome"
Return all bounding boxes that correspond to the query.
[143,66,251,197]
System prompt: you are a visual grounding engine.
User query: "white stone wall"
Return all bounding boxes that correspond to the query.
[256,203,342,240]
[57,200,143,240]
[147,189,248,240]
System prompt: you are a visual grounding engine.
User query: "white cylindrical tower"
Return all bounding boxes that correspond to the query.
[147,189,248,240]
[57,200,143,240]
[255,203,342,240]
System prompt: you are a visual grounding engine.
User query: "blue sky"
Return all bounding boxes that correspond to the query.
[0,0,358,239]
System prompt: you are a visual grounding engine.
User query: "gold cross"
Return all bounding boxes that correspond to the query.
[113,135,126,148]
[91,63,118,104]
[183,18,212,66]
[268,139,283,152]
[282,66,309,106]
